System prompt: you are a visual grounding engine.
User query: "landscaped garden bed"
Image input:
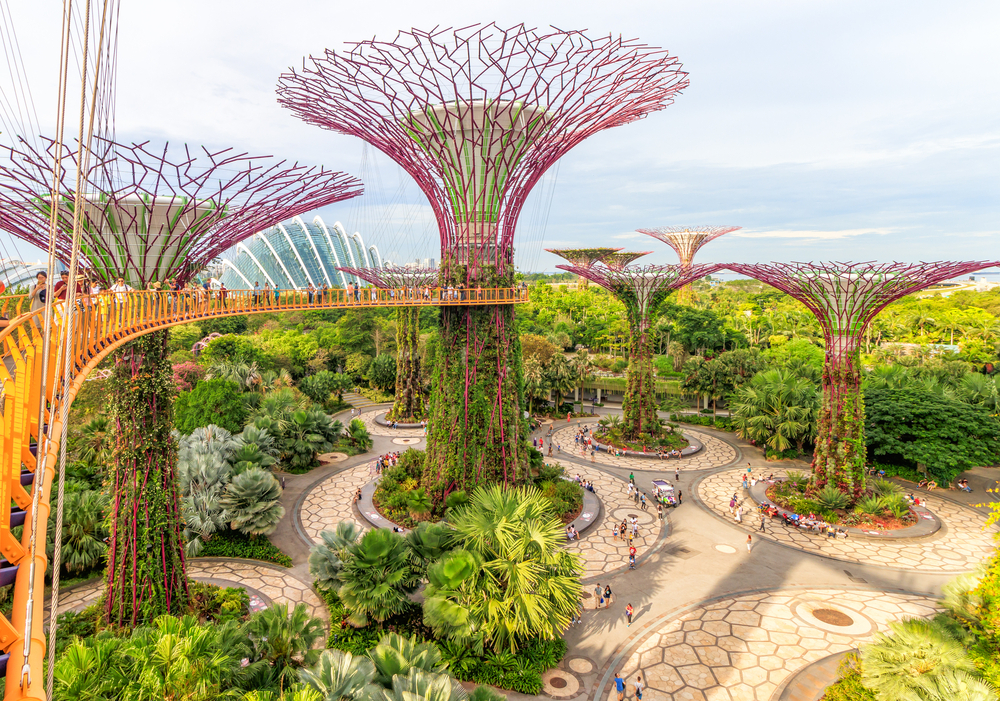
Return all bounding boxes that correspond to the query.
[765,474,916,530]
[372,449,583,527]
[594,414,689,453]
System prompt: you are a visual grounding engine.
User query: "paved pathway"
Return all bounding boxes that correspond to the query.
[547,424,737,472]
[358,409,426,438]
[697,467,997,572]
[600,588,938,701]
[299,462,374,543]
[548,459,665,578]
[51,559,325,622]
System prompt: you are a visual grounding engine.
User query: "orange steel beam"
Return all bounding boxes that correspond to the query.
[0,285,526,699]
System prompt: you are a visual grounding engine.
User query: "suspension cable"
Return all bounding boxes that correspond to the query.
[45,0,112,693]
[20,0,88,691]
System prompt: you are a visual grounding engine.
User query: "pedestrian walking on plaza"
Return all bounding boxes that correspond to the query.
[746,535,753,553]
[628,553,636,570]
[675,467,679,481]
[594,584,603,609]
[657,503,663,521]
[614,673,625,701]
[678,490,683,504]
[627,482,635,498]
[604,585,612,608]
[634,674,644,700]
[640,493,647,510]
[729,497,736,515]
[280,476,286,490]
[626,603,634,627]
[629,472,635,485]
[760,514,766,532]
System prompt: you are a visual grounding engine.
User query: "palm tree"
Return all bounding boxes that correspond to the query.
[220,467,285,536]
[243,688,325,701]
[545,353,577,409]
[570,350,595,402]
[53,633,129,700]
[299,649,378,701]
[728,369,818,454]
[76,416,111,466]
[337,528,419,626]
[309,521,365,591]
[246,603,327,693]
[48,489,109,574]
[347,418,373,452]
[378,669,468,701]
[423,484,583,652]
[957,373,1000,411]
[861,618,989,701]
[208,361,264,391]
[406,488,433,522]
[404,522,453,578]
[368,633,447,688]
[522,357,546,414]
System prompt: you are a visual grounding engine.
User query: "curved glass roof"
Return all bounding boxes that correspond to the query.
[216,215,382,289]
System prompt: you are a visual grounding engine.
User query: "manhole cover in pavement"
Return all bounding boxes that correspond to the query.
[627,513,638,518]
[813,609,854,626]
[550,678,567,689]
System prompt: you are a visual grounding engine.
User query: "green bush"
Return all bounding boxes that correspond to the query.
[368,354,397,393]
[195,529,293,567]
[200,316,248,336]
[821,654,876,701]
[200,334,270,368]
[815,485,850,511]
[854,496,885,515]
[174,378,248,434]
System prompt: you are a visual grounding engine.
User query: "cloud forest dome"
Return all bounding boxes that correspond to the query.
[0,258,48,291]
[0,137,363,286]
[277,23,689,277]
[216,215,382,290]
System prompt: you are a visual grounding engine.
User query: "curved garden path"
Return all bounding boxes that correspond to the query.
[358,409,426,438]
[595,587,939,701]
[547,459,666,579]
[696,467,997,572]
[547,423,738,472]
[299,462,374,543]
[51,559,325,622]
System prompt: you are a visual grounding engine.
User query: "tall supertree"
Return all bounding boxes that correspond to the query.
[556,259,723,439]
[0,136,362,625]
[602,251,653,271]
[726,261,995,497]
[544,247,621,288]
[637,226,740,303]
[338,266,439,421]
[279,24,689,495]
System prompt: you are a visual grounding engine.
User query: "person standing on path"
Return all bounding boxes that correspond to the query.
[604,584,613,608]
[625,603,634,627]
[678,490,682,504]
[634,674,644,700]
[746,534,753,553]
[640,493,647,510]
[614,673,625,701]
[675,467,679,482]
[594,584,603,609]
[657,503,663,521]
[629,472,635,485]
[760,514,766,532]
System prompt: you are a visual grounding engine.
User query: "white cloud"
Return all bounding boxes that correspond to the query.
[731,228,896,241]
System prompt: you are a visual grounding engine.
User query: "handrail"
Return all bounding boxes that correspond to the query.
[0,285,528,700]
[0,294,30,319]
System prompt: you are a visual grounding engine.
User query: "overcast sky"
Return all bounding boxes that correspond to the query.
[2,0,998,272]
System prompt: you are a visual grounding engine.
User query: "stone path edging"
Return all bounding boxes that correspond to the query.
[771,649,855,701]
[590,585,939,701]
[375,412,426,429]
[693,466,996,573]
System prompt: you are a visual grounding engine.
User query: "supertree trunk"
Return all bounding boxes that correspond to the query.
[389,306,423,421]
[423,268,527,497]
[812,335,866,498]
[622,316,659,440]
[104,330,188,626]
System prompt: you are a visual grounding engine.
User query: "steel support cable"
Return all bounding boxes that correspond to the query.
[45,0,111,694]
[19,0,84,692]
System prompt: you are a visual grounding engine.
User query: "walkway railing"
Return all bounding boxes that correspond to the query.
[0,285,527,699]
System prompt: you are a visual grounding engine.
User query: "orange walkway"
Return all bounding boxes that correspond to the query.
[0,285,526,699]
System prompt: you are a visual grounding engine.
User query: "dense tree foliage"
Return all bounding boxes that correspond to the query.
[175,378,249,434]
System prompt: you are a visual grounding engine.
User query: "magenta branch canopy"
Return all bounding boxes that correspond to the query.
[0,136,363,286]
[277,23,689,275]
[637,226,741,267]
[336,266,439,290]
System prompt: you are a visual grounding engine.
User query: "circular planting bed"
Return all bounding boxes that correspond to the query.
[374,413,426,429]
[749,474,940,539]
[589,433,702,458]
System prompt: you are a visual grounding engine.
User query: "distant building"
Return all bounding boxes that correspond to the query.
[215,215,382,290]
[0,259,49,291]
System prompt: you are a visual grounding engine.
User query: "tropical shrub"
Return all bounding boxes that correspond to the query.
[46,489,108,575]
[422,484,583,652]
[337,528,420,626]
[245,602,326,691]
[173,361,206,392]
[300,370,342,404]
[729,369,819,453]
[368,354,397,393]
[814,484,851,511]
[196,529,292,566]
[309,521,364,591]
[175,378,248,434]
[220,468,285,537]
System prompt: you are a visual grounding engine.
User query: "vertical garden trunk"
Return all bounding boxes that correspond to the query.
[389,307,423,421]
[104,330,188,626]
[812,336,866,498]
[423,268,527,497]
[622,317,659,440]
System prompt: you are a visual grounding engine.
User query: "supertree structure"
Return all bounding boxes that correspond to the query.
[545,248,621,288]
[726,261,995,497]
[0,136,362,626]
[338,266,439,421]
[637,226,740,303]
[557,260,723,439]
[602,251,653,271]
[279,24,689,495]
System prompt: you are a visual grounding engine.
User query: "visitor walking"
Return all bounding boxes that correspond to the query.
[678,490,683,504]
[634,674,644,700]
[594,584,602,609]
[629,472,635,485]
[675,467,679,482]
[604,585,612,608]
[657,503,663,521]
[625,603,634,627]
[760,514,766,532]
[614,674,625,701]
[746,535,753,553]
[640,493,647,510]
